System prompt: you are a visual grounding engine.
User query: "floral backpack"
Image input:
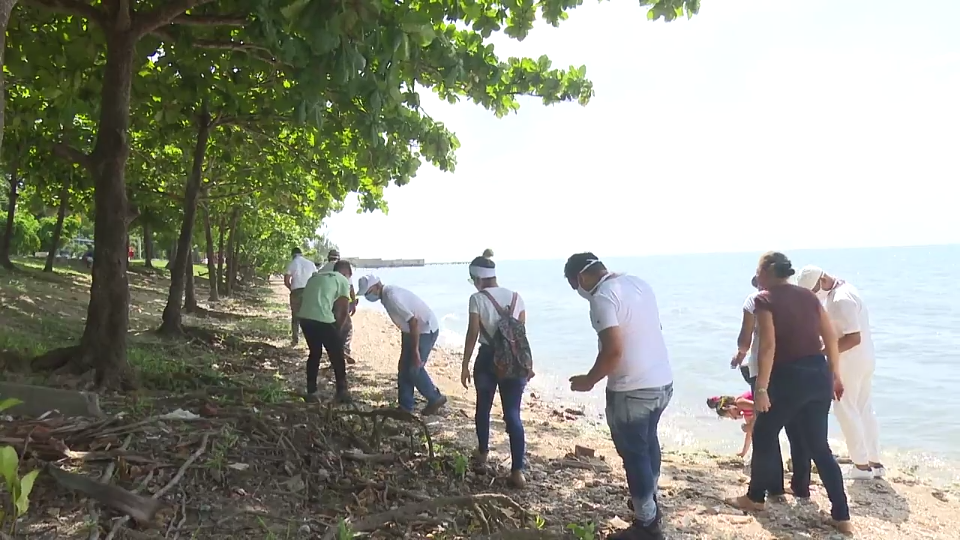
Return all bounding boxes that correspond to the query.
[479,291,533,379]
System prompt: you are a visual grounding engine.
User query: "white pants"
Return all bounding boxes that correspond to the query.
[834,356,881,465]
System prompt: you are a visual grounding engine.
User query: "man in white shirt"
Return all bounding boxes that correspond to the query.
[797,265,884,480]
[318,249,357,360]
[284,248,317,346]
[357,275,447,415]
[565,253,672,540]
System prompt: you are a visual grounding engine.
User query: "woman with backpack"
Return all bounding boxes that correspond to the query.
[460,256,533,488]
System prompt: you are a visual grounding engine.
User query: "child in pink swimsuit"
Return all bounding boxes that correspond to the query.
[707,392,755,457]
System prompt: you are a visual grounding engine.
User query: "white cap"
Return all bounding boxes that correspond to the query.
[357,275,381,296]
[796,265,824,290]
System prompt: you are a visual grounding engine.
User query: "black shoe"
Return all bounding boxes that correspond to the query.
[608,519,664,540]
[334,389,352,404]
[305,391,321,403]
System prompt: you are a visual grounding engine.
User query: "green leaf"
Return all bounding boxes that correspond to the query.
[0,446,20,493]
[15,469,40,517]
[280,0,312,21]
[0,397,23,412]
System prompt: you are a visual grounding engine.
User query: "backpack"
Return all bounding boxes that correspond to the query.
[478,290,533,380]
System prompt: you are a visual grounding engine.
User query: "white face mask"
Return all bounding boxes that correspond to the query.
[577,284,592,300]
[815,289,829,302]
[577,271,614,300]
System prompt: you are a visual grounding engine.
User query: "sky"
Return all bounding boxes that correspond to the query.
[322,0,960,262]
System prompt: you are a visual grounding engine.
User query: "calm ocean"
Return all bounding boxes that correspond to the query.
[356,245,960,482]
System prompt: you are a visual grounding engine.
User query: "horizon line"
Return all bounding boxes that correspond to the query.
[410,241,960,265]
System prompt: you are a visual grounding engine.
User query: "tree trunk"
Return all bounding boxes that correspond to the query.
[1,172,17,269]
[43,178,71,272]
[77,31,138,389]
[0,0,17,172]
[216,216,225,294]
[0,0,15,270]
[202,205,219,302]
[166,240,177,269]
[142,214,153,268]
[160,102,211,335]
[223,208,240,297]
[227,227,241,296]
[184,259,198,313]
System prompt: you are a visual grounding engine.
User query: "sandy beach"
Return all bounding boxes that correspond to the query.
[341,303,960,539]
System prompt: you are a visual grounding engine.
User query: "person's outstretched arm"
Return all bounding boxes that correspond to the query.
[739,416,755,457]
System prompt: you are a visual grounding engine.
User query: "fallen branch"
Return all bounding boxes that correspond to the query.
[322,493,534,540]
[104,433,210,540]
[335,408,435,458]
[44,465,164,525]
[86,434,133,540]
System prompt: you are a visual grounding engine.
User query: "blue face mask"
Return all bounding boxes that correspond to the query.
[364,291,379,302]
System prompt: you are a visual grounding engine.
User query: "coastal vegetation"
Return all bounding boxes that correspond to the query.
[0,0,701,388]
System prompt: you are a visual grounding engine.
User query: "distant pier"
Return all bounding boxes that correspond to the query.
[344,257,425,269]
[341,258,471,268]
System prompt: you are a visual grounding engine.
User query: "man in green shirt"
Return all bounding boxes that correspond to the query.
[298,260,353,403]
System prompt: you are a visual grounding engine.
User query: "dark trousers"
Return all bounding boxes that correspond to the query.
[740,365,756,389]
[299,318,347,394]
[747,355,849,521]
[289,288,304,344]
[474,344,527,472]
[341,316,353,356]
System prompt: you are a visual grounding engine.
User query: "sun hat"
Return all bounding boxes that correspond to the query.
[357,275,381,296]
[796,265,824,290]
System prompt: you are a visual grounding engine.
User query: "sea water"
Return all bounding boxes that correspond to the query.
[357,245,960,482]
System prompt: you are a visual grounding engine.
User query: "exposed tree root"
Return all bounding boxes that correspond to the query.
[30,344,137,391]
[322,493,536,540]
[333,407,435,458]
[32,345,82,371]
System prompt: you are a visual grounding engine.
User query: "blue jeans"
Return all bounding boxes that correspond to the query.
[606,383,673,525]
[474,344,526,471]
[398,330,443,412]
[747,355,849,521]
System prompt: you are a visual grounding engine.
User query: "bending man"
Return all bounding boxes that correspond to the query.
[358,275,447,415]
[298,260,353,403]
[797,265,883,479]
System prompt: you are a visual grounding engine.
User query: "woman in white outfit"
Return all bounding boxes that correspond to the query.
[797,265,884,479]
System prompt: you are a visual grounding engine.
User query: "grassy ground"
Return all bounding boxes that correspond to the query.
[0,257,287,396]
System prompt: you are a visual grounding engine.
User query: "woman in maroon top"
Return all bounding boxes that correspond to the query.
[727,252,852,536]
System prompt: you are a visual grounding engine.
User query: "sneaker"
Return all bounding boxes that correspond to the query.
[848,466,875,480]
[304,391,321,403]
[608,519,664,540]
[421,395,447,416]
[872,465,886,479]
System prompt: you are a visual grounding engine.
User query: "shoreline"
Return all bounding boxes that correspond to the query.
[340,306,960,539]
[360,306,960,486]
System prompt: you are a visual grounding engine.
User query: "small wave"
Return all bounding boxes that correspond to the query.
[438,313,465,348]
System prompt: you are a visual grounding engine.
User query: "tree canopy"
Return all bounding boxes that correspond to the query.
[0,0,700,387]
